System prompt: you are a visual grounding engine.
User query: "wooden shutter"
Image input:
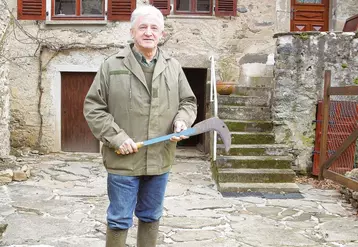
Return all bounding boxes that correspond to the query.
[108,0,136,21]
[215,0,236,16]
[150,0,170,16]
[17,0,46,20]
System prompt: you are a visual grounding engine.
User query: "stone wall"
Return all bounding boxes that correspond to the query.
[331,0,358,31]
[0,0,10,157]
[273,32,358,173]
[6,0,277,152]
[5,0,358,153]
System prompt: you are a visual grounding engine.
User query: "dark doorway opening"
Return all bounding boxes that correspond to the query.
[177,68,207,151]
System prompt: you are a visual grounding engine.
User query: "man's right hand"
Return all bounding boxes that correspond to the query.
[118,138,138,155]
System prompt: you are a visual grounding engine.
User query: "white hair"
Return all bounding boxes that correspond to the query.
[130,5,165,31]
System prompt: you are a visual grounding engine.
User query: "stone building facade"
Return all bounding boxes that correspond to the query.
[1,0,358,172]
[0,0,10,157]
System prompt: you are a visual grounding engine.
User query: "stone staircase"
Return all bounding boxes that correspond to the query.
[211,83,299,194]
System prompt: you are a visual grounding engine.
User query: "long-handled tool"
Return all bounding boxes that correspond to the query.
[115,117,231,154]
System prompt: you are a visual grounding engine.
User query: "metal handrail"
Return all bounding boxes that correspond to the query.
[209,56,218,161]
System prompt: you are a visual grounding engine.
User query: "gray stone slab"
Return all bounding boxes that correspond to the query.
[161,216,224,229]
[321,202,352,216]
[228,215,318,246]
[266,199,323,213]
[170,229,219,242]
[1,153,357,247]
[1,214,97,246]
[158,238,241,247]
[165,182,190,197]
[187,185,223,198]
[318,218,358,242]
[245,205,283,217]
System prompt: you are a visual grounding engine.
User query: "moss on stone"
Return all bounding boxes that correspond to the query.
[225,121,273,132]
[296,32,309,41]
[354,78,358,85]
[229,133,275,144]
[282,129,292,143]
[234,91,248,96]
[216,158,291,169]
[301,134,314,146]
[341,63,348,69]
[210,160,219,183]
[218,172,295,183]
[222,147,266,156]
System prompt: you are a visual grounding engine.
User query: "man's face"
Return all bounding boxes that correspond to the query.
[131,14,163,51]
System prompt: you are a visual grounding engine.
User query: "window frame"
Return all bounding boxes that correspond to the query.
[50,0,106,20]
[173,0,213,16]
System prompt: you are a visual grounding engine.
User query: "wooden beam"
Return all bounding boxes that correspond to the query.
[329,86,358,96]
[323,170,358,191]
[319,70,331,180]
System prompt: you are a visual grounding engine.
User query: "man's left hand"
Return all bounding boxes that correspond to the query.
[170,120,188,142]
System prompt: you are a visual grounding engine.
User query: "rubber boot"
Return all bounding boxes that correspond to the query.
[137,220,160,247]
[106,226,128,247]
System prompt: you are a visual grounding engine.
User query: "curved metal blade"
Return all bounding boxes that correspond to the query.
[192,117,231,152]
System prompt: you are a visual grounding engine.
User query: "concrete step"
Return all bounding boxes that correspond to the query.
[232,86,272,97]
[218,95,269,107]
[215,155,292,169]
[217,144,290,156]
[218,106,271,121]
[218,132,275,145]
[238,76,274,87]
[223,120,273,132]
[218,182,300,193]
[217,168,296,183]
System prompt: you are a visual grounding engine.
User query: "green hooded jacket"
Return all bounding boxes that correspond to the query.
[83,45,197,176]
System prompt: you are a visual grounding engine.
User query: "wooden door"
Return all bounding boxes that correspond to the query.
[290,0,329,32]
[61,72,99,153]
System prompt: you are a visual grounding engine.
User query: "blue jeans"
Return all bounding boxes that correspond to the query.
[107,172,169,230]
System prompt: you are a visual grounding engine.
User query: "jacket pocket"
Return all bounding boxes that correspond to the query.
[108,71,132,111]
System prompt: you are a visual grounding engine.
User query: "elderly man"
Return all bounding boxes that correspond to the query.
[83,5,197,247]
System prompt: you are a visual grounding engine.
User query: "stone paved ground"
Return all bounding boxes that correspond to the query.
[0,150,358,247]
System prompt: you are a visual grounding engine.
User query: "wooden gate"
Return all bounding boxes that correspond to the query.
[61,72,99,153]
[318,71,358,191]
[313,100,358,176]
[290,0,329,32]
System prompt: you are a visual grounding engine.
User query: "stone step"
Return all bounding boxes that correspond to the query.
[217,144,290,156]
[215,155,292,169]
[217,168,296,183]
[223,120,273,132]
[218,132,275,145]
[238,76,274,87]
[218,182,300,193]
[232,86,272,97]
[218,95,269,107]
[218,106,271,121]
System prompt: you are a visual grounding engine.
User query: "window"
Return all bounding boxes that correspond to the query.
[296,0,322,3]
[17,0,136,20]
[150,0,237,16]
[17,0,235,21]
[52,0,104,19]
[175,0,212,15]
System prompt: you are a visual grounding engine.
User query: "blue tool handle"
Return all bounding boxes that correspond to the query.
[143,128,196,146]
